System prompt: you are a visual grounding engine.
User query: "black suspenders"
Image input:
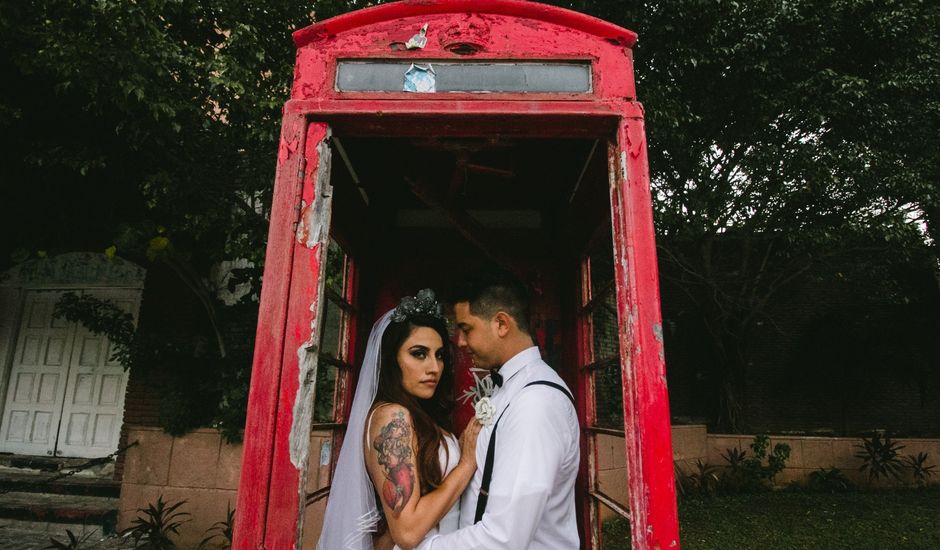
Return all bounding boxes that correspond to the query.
[473,380,576,524]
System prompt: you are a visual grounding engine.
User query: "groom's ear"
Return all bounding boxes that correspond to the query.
[493,311,512,338]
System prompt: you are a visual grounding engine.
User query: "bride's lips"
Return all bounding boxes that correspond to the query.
[421,379,438,387]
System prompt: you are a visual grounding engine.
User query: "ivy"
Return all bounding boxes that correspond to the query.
[53,292,137,370]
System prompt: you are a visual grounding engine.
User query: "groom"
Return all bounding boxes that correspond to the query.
[418,271,580,549]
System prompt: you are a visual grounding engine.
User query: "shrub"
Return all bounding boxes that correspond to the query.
[683,460,721,497]
[45,529,93,549]
[199,504,235,549]
[719,434,791,493]
[854,432,905,484]
[121,496,191,549]
[904,452,936,488]
[807,467,853,493]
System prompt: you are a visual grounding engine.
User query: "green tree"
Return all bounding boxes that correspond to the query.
[550,0,940,429]
[0,0,355,438]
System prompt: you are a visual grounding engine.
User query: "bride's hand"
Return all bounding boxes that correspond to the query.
[459,418,482,469]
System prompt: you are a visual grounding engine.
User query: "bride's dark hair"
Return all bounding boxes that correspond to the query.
[374,313,455,494]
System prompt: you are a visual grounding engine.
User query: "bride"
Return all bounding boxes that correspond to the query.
[319,289,481,550]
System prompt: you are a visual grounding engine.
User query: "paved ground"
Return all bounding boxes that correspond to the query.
[0,525,127,549]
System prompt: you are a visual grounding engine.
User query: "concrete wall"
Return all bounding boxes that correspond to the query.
[594,425,708,519]
[704,433,940,487]
[118,427,241,548]
[592,424,940,520]
[118,424,940,546]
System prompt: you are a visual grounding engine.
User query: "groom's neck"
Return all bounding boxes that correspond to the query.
[496,333,535,367]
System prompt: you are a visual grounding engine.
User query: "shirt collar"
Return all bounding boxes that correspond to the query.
[497,346,541,384]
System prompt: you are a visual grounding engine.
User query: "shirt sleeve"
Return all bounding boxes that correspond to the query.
[417,387,576,549]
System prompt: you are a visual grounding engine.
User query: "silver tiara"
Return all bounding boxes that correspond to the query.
[391,288,443,322]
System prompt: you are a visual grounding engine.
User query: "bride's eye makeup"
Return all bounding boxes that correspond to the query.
[409,346,429,359]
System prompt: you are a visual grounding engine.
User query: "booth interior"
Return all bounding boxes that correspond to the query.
[331,133,610,345]
[303,130,631,543]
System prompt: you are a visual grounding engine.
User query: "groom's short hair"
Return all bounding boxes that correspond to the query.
[453,269,531,335]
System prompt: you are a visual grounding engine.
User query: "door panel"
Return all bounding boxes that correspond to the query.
[0,290,74,455]
[56,288,138,458]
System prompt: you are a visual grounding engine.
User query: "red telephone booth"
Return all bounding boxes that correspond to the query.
[234,1,678,548]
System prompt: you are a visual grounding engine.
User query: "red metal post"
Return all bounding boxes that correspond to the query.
[609,117,680,549]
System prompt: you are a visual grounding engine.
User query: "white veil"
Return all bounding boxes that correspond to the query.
[318,309,394,550]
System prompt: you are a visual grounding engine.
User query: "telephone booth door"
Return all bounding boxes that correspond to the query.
[234,2,678,549]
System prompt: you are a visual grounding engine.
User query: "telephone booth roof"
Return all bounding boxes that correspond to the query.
[287,0,641,136]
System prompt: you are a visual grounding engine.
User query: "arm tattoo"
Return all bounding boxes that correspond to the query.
[372,410,415,513]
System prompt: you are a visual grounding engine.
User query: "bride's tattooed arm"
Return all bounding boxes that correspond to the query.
[372,410,415,513]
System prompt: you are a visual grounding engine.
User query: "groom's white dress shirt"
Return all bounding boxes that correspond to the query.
[418,346,580,549]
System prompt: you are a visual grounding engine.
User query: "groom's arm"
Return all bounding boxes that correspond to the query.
[417,389,577,549]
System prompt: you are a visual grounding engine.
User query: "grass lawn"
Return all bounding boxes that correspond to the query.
[602,487,940,549]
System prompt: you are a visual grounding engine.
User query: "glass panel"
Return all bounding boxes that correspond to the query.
[592,291,620,361]
[589,230,615,301]
[320,298,344,361]
[313,364,338,423]
[337,61,592,93]
[599,501,631,550]
[594,360,624,428]
[596,433,629,508]
[325,239,347,296]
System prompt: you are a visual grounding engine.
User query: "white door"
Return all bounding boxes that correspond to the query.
[0,290,75,456]
[0,289,136,458]
[55,288,136,458]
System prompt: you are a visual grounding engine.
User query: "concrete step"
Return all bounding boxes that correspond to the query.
[0,470,120,498]
[0,491,118,533]
[0,523,126,549]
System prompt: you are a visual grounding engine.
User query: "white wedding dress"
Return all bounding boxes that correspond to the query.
[424,433,461,536]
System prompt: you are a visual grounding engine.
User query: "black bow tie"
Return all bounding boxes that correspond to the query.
[490,370,503,387]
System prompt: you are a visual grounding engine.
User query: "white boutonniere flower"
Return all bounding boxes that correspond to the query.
[474,396,496,426]
[459,368,498,426]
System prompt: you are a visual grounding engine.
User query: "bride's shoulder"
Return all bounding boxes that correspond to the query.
[367,402,414,434]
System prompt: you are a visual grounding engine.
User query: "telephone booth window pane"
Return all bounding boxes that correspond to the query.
[313,239,355,425]
[600,502,632,550]
[595,360,625,428]
[337,61,592,93]
[592,291,619,361]
[321,298,344,361]
[589,238,615,301]
[313,365,338,423]
[325,239,347,296]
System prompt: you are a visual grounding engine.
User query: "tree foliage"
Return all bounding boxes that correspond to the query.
[0,0,349,438]
[550,0,940,429]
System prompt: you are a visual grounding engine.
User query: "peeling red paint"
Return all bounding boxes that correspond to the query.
[277,136,298,164]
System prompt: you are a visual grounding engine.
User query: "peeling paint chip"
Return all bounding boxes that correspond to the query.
[406,23,429,49]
